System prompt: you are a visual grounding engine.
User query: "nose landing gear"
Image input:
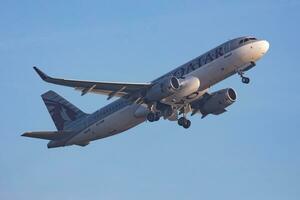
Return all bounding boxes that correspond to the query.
[242,76,250,84]
[178,117,191,129]
[237,62,256,84]
[238,70,250,84]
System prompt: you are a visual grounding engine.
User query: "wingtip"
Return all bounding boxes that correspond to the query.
[21,132,29,137]
[33,66,49,81]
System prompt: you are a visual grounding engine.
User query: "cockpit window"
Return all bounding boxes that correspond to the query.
[239,37,257,45]
[249,37,257,41]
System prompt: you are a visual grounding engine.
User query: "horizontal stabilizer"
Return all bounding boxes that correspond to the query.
[21,131,73,140]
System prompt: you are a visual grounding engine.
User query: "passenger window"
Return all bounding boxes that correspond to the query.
[244,38,249,42]
[239,40,243,44]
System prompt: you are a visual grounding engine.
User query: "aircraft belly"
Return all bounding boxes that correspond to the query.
[91,105,145,141]
[68,105,145,144]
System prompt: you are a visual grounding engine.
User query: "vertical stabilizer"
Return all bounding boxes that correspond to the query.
[41,90,87,130]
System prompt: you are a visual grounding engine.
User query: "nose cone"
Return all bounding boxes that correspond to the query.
[260,40,270,54]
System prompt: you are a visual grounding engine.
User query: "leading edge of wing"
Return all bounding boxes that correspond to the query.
[33,66,152,95]
[33,66,151,87]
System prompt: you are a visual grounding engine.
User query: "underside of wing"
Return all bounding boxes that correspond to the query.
[22,131,73,140]
[33,67,152,98]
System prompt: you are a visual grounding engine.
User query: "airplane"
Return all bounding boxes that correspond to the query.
[22,36,269,148]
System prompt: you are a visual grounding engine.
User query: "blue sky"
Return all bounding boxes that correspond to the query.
[1,0,300,199]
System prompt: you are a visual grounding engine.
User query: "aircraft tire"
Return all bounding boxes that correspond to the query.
[178,117,185,126]
[183,120,191,129]
[147,112,156,122]
[242,77,250,84]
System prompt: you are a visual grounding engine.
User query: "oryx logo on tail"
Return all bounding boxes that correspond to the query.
[42,91,87,130]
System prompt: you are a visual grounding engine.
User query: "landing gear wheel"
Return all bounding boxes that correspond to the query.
[242,77,250,84]
[178,117,185,126]
[147,112,156,122]
[183,120,191,129]
[178,117,191,129]
[238,69,250,84]
[147,112,160,122]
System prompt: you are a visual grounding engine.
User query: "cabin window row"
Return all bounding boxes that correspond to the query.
[94,101,127,119]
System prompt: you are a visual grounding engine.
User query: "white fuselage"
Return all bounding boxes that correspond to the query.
[66,39,269,146]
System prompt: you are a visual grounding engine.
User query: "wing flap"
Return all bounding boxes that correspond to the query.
[74,87,127,97]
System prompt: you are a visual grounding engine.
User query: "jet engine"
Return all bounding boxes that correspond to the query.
[192,88,236,116]
[145,76,200,102]
[166,76,200,101]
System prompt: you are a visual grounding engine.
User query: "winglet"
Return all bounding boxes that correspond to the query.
[33,66,50,81]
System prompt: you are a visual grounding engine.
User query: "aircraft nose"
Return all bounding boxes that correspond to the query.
[260,40,270,54]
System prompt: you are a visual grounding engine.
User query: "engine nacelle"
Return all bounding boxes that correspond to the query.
[145,76,200,102]
[200,88,236,116]
[145,76,181,101]
[134,104,150,118]
[167,76,200,100]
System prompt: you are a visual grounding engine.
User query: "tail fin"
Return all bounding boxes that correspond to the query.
[41,90,87,130]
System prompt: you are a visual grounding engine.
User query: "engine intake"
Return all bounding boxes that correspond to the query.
[170,77,180,90]
[227,88,237,101]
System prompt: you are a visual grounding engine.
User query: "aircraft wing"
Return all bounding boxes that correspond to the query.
[22,131,73,140]
[33,67,152,99]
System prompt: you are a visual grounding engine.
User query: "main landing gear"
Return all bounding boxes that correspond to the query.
[147,112,160,122]
[238,70,250,84]
[178,117,191,129]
